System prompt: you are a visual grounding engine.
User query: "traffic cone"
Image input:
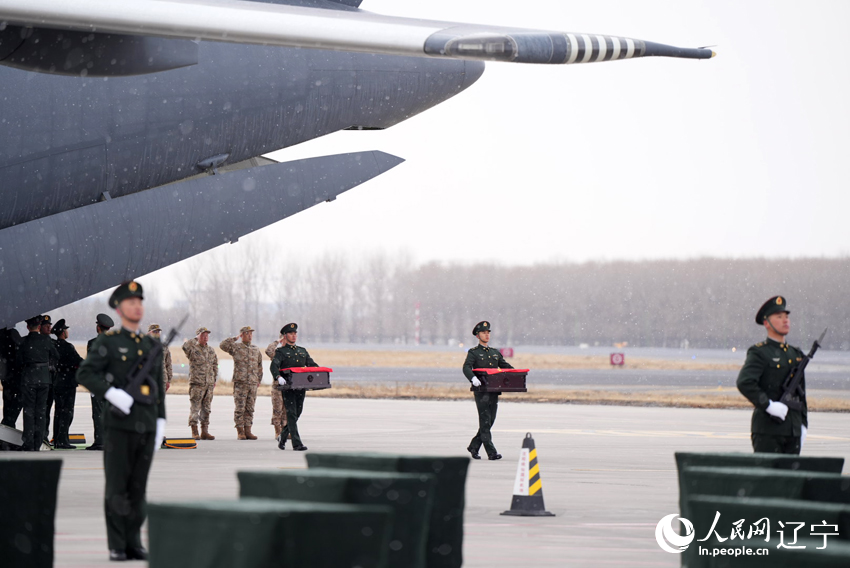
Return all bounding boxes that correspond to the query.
[501,432,555,517]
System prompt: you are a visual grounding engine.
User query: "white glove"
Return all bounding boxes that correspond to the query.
[765,400,789,421]
[278,377,286,386]
[800,425,807,449]
[155,418,166,452]
[105,387,134,415]
[471,377,481,387]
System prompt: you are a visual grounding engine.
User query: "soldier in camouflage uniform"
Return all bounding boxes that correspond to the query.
[265,335,288,439]
[220,326,263,440]
[462,320,512,461]
[270,323,317,451]
[182,327,218,440]
[737,296,808,455]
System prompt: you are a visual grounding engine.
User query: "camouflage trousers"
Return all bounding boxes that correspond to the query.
[233,381,258,428]
[271,388,288,428]
[188,383,214,427]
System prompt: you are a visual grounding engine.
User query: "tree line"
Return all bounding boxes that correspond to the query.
[55,253,850,350]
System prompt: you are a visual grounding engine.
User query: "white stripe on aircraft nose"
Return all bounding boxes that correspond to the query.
[566,34,579,63]
[595,35,607,62]
[611,37,621,60]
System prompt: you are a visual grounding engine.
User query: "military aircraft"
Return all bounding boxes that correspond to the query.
[0,0,714,329]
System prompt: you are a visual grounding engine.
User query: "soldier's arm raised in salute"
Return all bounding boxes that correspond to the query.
[219,336,237,355]
[265,340,279,360]
[182,338,198,360]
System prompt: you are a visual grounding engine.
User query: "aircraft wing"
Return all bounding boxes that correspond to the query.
[0,0,714,65]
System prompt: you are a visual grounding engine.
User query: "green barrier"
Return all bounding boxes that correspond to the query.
[680,467,850,518]
[238,468,435,568]
[679,467,850,568]
[148,498,393,568]
[705,538,850,568]
[675,452,844,523]
[686,495,850,568]
[0,458,62,568]
[306,453,470,568]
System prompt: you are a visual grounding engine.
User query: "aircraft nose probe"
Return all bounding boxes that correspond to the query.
[424,29,715,64]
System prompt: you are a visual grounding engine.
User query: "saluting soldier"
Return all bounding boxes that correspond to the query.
[462,321,512,460]
[86,313,115,451]
[17,316,60,451]
[0,327,23,428]
[270,323,317,451]
[265,335,288,440]
[76,281,166,562]
[220,326,263,440]
[51,319,83,449]
[737,296,808,455]
[182,327,218,440]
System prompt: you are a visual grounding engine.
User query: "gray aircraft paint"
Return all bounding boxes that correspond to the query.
[0,38,481,328]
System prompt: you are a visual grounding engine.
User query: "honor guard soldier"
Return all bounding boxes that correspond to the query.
[51,319,83,449]
[462,321,513,460]
[270,323,317,451]
[737,296,807,455]
[220,326,263,440]
[265,335,288,440]
[40,315,56,445]
[86,313,115,450]
[0,326,23,428]
[17,316,60,450]
[76,281,166,562]
[183,327,218,440]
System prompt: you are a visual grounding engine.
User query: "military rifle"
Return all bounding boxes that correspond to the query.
[771,328,827,424]
[111,315,187,417]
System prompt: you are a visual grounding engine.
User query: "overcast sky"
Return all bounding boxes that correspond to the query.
[140,0,848,300]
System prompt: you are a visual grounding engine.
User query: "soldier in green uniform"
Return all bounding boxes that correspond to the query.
[736,296,807,455]
[40,315,56,445]
[0,326,23,428]
[17,316,60,451]
[51,319,84,449]
[76,281,166,562]
[86,313,115,451]
[462,321,512,460]
[270,323,317,451]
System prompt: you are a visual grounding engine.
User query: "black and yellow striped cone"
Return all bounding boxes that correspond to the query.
[501,432,555,517]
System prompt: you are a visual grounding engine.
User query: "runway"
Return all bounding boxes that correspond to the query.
[331,366,850,392]
[6,393,849,566]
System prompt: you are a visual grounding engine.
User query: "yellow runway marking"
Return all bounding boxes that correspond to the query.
[496,428,850,442]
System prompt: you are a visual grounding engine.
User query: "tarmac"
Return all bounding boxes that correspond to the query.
[5,393,850,567]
